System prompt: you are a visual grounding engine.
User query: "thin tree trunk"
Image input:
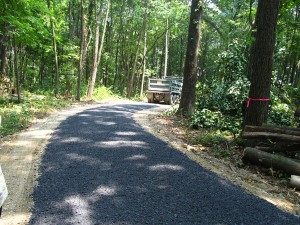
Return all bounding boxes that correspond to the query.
[163,18,169,78]
[13,39,21,103]
[244,0,280,126]
[140,29,147,99]
[87,0,103,99]
[47,0,59,97]
[0,33,7,76]
[177,0,203,116]
[87,0,110,100]
[127,1,148,98]
[77,0,85,101]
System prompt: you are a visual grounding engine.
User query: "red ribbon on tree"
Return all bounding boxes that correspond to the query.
[246,98,270,108]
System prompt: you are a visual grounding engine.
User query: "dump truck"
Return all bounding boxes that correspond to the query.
[146,76,183,105]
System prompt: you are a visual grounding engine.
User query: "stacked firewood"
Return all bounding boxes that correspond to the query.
[241,125,300,190]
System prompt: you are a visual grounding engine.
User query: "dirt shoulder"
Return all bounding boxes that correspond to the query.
[0,101,114,225]
[0,102,299,225]
[134,107,300,217]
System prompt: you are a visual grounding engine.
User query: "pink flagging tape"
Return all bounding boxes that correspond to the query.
[246,98,270,108]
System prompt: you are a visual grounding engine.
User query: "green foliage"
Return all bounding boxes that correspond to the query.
[197,132,228,147]
[268,98,300,127]
[91,86,121,101]
[0,93,72,137]
[191,109,223,129]
[213,146,231,160]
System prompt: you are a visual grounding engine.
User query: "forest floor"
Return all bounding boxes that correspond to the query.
[0,101,299,225]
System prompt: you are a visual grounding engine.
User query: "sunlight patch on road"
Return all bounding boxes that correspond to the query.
[148,164,185,171]
[95,121,116,126]
[64,195,94,225]
[95,140,148,149]
[61,137,86,143]
[115,131,139,136]
[65,153,112,169]
[88,185,118,203]
[125,154,148,160]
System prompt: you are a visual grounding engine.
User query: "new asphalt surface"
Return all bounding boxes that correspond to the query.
[29,103,300,225]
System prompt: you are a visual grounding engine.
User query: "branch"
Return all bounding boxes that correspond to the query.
[203,16,224,38]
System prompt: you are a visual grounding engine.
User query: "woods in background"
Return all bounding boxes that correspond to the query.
[0,0,299,133]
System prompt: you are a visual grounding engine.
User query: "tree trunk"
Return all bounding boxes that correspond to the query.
[163,18,169,79]
[87,0,103,100]
[13,39,21,103]
[140,29,147,99]
[177,0,203,116]
[47,0,60,97]
[77,0,85,101]
[87,0,110,100]
[127,0,148,99]
[0,32,7,76]
[242,132,300,142]
[244,125,300,136]
[243,147,300,175]
[244,0,280,126]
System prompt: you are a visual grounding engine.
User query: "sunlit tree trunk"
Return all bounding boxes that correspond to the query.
[244,0,280,126]
[87,0,110,100]
[163,18,169,78]
[127,0,148,98]
[140,29,147,99]
[77,0,85,101]
[177,0,203,116]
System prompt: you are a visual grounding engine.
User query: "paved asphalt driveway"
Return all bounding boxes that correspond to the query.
[29,103,300,225]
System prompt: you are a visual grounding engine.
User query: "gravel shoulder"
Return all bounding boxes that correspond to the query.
[0,101,299,225]
[134,108,300,216]
[0,101,117,225]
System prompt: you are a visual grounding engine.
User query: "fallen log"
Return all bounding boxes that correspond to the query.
[242,132,300,143]
[243,147,300,175]
[290,175,300,190]
[255,145,300,153]
[244,125,300,136]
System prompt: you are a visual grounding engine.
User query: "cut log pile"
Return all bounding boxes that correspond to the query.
[241,125,300,190]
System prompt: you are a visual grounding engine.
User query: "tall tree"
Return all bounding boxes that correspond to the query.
[127,0,148,98]
[177,0,203,116]
[47,0,60,97]
[163,18,169,78]
[244,0,280,126]
[87,0,110,100]
[77,0,86,101]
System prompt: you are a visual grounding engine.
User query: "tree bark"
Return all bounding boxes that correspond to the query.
[242,132,300,143]
[244,125,300,136]
[87,0,110,100]
[140,28,147,99]
[177,0,203,116]
[127,0,148,99]
[13,39,21,103]
[244,0,280,126]
[0,31,7,76]
[77,0,85,101]
[243,147,300,175]
[163,18,169,79]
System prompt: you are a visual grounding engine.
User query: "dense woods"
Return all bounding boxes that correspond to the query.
[0,0,300,135]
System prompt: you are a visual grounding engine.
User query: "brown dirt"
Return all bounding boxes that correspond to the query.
[0,102,299,225]
[134,108,300,217]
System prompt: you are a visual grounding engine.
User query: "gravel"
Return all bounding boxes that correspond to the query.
[29,103,300,225]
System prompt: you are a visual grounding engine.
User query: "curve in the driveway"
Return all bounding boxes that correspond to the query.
[29,103,300,225]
